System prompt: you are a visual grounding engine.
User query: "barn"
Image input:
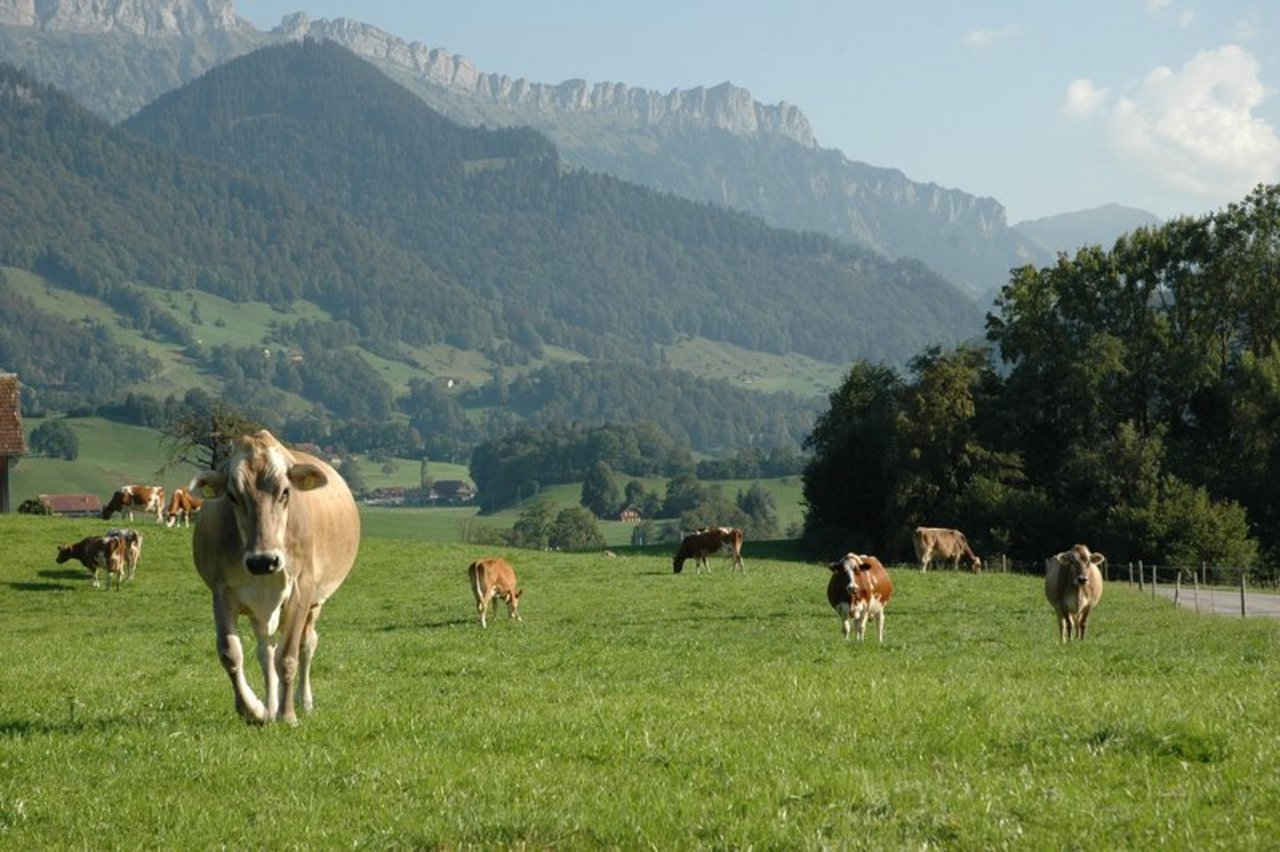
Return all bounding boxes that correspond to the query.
[0,374,25,514]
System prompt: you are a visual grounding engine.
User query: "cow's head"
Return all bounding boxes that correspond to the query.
[55,544,74,564]
[504,588,524,621]
[194,430,329,576]
[829,552,864,595]
[1065,544,1105,585]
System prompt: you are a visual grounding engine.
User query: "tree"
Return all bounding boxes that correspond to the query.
[161,402,263,473]
[548,506,606,551]
[580,460,621,518]
[736,483,779,539]
[28,420,78,460]
[510,499,555,550]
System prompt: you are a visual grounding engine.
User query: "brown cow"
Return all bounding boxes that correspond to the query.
[56,535,127,590]
[102,485,166,524]
[106,528,143,581]
[1044,544,1105,642]
[164,486,204,528]
[192,430,360,725]
[673,527,745,574]
[912,526,982,573]
[827,552,894,642]
[467,557,523,628]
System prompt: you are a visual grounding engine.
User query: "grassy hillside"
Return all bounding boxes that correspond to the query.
[12,418,803,548]
[2,513,1277,846]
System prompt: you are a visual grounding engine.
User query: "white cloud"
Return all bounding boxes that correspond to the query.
[1144,0,1172,10]
[1062,79,1110,119]
[1092,46,1280,202]
[963,24,1024,50]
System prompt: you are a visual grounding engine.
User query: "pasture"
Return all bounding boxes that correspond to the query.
[1,514,1278,847]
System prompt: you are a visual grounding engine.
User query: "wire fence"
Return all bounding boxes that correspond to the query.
[985,555,1280,618]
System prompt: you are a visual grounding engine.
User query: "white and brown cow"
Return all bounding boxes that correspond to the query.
[467,556,523,628]
[827,552,894,642]
[192,430,360,725]
[102,484,166,524]
[105,528,143,581]
[164,486,204,528]
[56,535,127,590]
[1044,543,1105,642]
[911,526,982,573]
[673,527,745,574]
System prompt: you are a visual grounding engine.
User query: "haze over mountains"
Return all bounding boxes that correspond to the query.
[0,0,1160,302]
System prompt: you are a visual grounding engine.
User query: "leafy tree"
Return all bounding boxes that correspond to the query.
[28,420,78,460]
[161,402,263,473]
[736,483,779,539]
[580,461,621,518]
[509,499,555,550]
[548,506,606,551]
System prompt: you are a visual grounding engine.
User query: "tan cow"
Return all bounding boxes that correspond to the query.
[102,485,166,524]
[1044,544,1105,642]
[467,557,523,628]
[912,526,982,573]
[56,535,127,590]
[673,527,745,574]
[192,430,360,725]
[106,528,143,581]
[164,486,204,528]
[827,552,894,642]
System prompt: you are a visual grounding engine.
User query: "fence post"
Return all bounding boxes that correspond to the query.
[1193,567,1201,614]
[1174,571,1181,607]
[1127,561,1133,586]
[1151,562,1157,597]
[1138,560,1144,592]
[1241,572,1247,618]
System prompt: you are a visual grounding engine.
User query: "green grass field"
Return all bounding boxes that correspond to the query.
[2,513,1277,847]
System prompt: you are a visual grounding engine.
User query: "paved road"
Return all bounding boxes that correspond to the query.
[1148,584,1280,618]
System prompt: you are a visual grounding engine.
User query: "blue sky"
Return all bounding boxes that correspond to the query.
[240,1,1279,224]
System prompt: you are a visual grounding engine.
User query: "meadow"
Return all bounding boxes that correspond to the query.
[2,513,1278,848]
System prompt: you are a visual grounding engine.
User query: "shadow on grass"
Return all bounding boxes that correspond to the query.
[39,569,89,581]
[5,581,78,592]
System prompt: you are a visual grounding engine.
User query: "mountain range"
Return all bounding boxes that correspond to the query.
[0,0,1160,302]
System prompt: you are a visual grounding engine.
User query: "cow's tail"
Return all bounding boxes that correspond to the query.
[468,562,483,602]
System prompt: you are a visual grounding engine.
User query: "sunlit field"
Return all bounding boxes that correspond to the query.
[2,514,1278,847]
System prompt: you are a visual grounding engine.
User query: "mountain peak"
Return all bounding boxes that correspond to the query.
[271,13,816,148]
[0,0,250,36]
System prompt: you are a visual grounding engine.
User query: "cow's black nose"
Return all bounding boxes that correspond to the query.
[246,553,282,575]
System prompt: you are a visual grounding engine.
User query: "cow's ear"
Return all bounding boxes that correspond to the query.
[193,470,228,499]
[1089,552,1106,566]
[288,462,329,492]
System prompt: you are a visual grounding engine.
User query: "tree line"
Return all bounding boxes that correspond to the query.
[803,184,1280,572]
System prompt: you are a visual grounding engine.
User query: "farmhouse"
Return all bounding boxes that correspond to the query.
[39,493,104,517]
[618,505,644,523]
[429,480,476,505]
[0,374,25,514]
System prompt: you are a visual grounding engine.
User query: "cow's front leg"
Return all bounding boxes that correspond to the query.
[250,618,279,722]
[213,597,269,724]
[296,605,322,715]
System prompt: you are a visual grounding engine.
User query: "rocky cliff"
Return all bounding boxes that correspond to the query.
[274,13,815,147]
[0,0,249,36]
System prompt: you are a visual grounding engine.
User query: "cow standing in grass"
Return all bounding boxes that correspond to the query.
[912,526,982,573]
[467,557,523,628]
[827,552,894,642]
[1044,544,1105,642]
[673,527,745,574]
[106,528,142,581]
[102,485,165,524]
[192,430,360,725]
[164,486,203,528]
[56,535,127,590]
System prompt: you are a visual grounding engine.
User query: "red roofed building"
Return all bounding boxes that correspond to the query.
[38,494,104,517]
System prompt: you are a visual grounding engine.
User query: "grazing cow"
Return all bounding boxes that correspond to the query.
[1044,544,1105,642]
[164,486,204,528]
[827,552,894,642]
[192,430,360,725]
[106,528,143,581]
[673,527,745,574]
[467,557,523,628]
[56,535,127,590]
[912,526,982,573]
[102,484,166,524]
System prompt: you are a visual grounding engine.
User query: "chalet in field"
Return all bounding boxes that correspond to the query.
[0,374,25,514]
[619,505,644,523]
[429,480,476,505]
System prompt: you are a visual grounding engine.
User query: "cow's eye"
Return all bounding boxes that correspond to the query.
[281,487,290,506]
